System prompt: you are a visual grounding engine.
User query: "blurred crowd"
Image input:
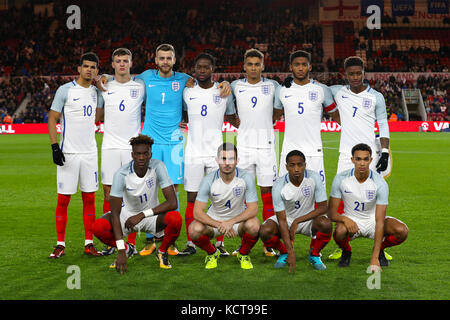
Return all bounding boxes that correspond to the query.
[0,0,449,123]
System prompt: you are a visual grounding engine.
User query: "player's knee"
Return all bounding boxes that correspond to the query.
[258,223,274,241]
[333,223,348,240]
[57,194,71,207]
[316,216,333,234]
[395,223,409,241]
[188,221,203,241]
[92,218,112,240]
[244,218,260,237]
[165,211,182,230]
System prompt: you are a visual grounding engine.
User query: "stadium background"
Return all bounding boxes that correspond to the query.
[1,0,449,302]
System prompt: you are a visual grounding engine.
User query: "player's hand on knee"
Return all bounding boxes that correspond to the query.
[125,214,143,230]
[179,121,188,129]
[51,143,65,166]
[376,152,389,173]
[116,250,128,274]
[343,217,359,235]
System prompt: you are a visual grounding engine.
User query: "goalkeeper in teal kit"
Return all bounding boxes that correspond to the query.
[136,44,231,255]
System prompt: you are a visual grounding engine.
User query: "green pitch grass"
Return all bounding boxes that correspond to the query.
[1,132,449,300]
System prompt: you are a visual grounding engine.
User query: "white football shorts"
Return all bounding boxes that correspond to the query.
[57,152,99,194]
[101,148,132,185]
[237,145,278,187]
[184,155,218,192]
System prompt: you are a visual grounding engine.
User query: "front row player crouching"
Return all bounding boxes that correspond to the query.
[259,150,332,272]
[92,135,182,273]
[328,143,408,271]
[189,143,260,269]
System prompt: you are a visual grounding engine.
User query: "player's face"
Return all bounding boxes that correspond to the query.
[290,57,311,81]
[345,66,364,88]
[244,57,264,81]
[217,150,238,175]
[351,150,372,175]
[131,144,152,171]
[112,55,132,77]
[286,155,306,179]
[194,58,213,82]
[155,50,176,74]
[77,60,98,81]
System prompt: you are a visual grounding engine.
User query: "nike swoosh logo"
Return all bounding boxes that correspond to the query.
[148,84,156,88]
[342,95,349,98]
[189,97,197,100]
[107,92,115,95]
[344,190,352,193]
[239,90,246,93]
[73,98,80,101]
[126,188,136,191]
[285,95,292,98]
[212,193,221,196]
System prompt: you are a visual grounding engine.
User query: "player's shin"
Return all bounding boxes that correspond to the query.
[261,192,275,221]
[82,192,96,245]
[263,235,287,254]
[310,232,332,256]
[381,235,405,250]
[240,232,259,255]
[55,194,71,246]
[184,201,194,242]
[193,235,216,254]
[333,233,352,252]
[159,211,182,253]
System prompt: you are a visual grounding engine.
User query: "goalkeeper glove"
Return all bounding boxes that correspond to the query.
[51,143,65,166]
[376,151,389,173]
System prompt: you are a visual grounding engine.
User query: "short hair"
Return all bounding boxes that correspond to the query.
[194,52,215,68]
[217,142,238,158]
[286,150,306,163]
[244,48,264,61]
[289,50,311,64]
[129,134,154,148]
[80,52,99,67]
[351,143,372,156]
[344,56,364,70]
[156,43,175,55]
[112,48,132,61]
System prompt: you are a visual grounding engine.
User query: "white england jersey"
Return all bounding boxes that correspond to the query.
[231,78,279,149]
[272,170,327,225]
[196,168,258,221]
[330,85,388,155]
[110,159,173,215]
[183,82,235,157]
[99,77,145,150]
[330,168,389,219]
[51,80,101,154]
[274,80,336,156]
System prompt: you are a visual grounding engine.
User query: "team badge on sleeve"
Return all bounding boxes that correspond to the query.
[172,81,180,92]
[362,98,372,109]
[233,186,243,197]
[213,94,221,105]
[130,89,139,99]
[366,190,376,201]
[309,91,318,102]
